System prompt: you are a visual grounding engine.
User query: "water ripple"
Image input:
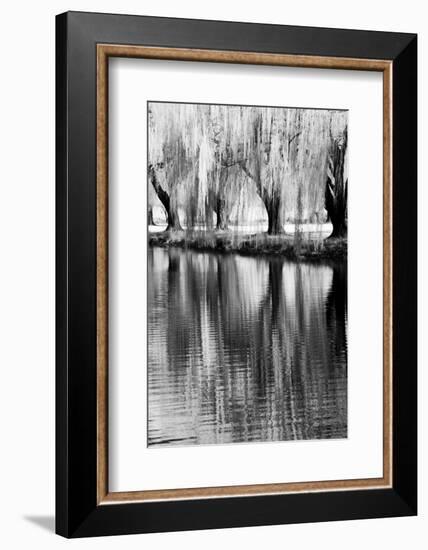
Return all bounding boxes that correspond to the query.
[148,247,347,448]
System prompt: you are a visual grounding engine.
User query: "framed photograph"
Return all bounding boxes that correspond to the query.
[56,11,417,537]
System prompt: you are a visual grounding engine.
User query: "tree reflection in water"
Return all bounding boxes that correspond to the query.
[148,247,347,447]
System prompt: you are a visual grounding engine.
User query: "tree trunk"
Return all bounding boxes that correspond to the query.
[148,206,155,226]
[186,189,198,229]
[328,216,347,239]
[265,195,284,235]
[216,197,228,230]
[208,169,229,231]
[166,206,182,231]
[325,130,348,239]
[148,164,182,231]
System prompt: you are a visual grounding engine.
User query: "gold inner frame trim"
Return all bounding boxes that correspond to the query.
[96,44,393,505]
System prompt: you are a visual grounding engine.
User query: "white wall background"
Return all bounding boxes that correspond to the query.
[0,1,424,548]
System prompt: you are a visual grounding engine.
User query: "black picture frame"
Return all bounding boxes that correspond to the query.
[56,11,417,538]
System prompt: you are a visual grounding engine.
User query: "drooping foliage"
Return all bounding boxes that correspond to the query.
[148,102,348,236]
[324,112,348,238]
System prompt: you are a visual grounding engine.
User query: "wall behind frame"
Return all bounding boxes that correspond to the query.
[0,0,424,549]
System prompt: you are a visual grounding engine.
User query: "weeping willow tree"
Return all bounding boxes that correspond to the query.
[149,103,246,231]
[237,107,345,235]
[148,102,348,237]
[205,105,244,230]
[148,103,197,231]
[325,112,348,238]
[236,107,304,234]
[288,109,346,228]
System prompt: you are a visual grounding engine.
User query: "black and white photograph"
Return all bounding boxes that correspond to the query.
[147,101,348,448]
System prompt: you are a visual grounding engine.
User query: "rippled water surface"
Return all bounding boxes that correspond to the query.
[148,247,347,447]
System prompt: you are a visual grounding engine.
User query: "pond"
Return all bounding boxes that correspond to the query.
[147,246,347,447]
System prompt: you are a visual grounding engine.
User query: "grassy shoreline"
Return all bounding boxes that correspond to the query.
[149,230,347,261]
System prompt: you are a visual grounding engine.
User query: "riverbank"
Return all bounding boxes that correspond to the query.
[149,230,347,261]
